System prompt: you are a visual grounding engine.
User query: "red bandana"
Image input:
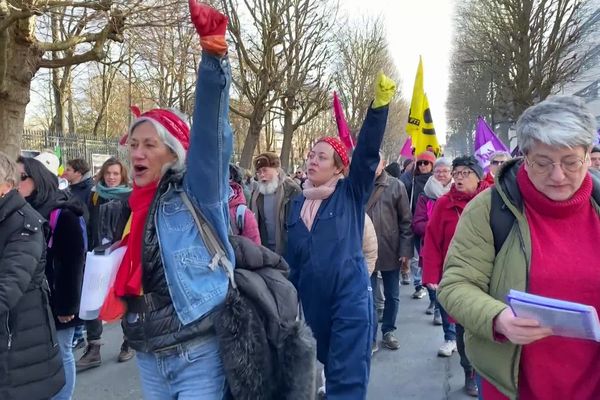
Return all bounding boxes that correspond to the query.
[318,137,350,167]
[120,106,190,150]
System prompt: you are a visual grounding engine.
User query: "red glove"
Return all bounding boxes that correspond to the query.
[189,0,228,55]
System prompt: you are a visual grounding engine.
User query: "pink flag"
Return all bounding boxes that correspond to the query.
[400,137,413,158]
[333,91,354,151]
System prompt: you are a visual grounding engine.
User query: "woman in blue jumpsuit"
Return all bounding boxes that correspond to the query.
[286,74,395,399]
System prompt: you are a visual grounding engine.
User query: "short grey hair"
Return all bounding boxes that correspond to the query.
[490,151,511,162]
[0,151,19,187]
[516,95,597,154]
[128,109,190,172]
[434,157,452,170]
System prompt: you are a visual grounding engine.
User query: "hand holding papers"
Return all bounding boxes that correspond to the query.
[507,290,600,342]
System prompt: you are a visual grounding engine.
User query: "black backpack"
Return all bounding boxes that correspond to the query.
[489,186,516,255]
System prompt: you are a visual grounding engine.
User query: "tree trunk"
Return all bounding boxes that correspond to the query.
[280,105,294,172]
[0,27,41,157]
[239,117,263,169]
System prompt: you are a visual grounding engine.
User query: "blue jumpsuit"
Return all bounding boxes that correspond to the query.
[286,105,389,399]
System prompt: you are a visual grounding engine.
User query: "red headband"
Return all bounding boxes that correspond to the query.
[120,106,190,150]
[318,136,350,167]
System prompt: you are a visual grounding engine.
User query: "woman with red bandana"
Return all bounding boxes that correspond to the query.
[286,73,395,399]
[114,2,233,399]
[438,96,600,399]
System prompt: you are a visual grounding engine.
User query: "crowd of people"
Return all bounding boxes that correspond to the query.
[1,2,600,400]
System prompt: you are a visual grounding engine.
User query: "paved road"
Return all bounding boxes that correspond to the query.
[74,284,472,400]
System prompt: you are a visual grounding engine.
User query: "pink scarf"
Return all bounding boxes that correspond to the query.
[301,175,343,231]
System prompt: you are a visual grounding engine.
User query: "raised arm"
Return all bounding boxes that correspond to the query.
[184,2,232,206]
[348,73,395,203]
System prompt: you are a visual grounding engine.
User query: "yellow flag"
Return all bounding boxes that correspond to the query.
[406,57,440,155]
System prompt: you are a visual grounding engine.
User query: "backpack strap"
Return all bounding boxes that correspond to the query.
[179,191,236,288]
[366,185,385,213]
[47,209,62,248]
[489,186,516,256]
[236,204,247,233]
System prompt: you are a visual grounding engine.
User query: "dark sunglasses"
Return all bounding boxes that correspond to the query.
[416,161,431,167]
[20,173,29,181]
[490,160,505,166]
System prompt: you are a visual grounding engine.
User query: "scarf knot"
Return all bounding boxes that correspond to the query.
[301,175,343,231]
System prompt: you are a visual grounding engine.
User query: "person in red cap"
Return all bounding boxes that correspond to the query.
[114,3,235,398]
[286,72,396,399]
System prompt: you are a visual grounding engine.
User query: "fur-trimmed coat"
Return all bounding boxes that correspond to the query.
[214,235,316,400]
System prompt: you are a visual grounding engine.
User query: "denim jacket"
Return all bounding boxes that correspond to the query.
[155,53,234,326]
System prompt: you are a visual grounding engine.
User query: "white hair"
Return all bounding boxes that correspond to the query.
[490,151,511,162]
[516,95,597,154]
[433,157,452,170]
[0,151,18,187]
[128,109,190,172]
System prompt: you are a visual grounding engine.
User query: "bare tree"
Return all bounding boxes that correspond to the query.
[276,0,336,171]
[222,0,292,168]
[0,0,186,156]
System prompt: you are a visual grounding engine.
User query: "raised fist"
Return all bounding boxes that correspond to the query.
[189,0,228,55]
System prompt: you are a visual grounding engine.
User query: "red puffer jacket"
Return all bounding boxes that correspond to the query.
[421,182,489,285]
[229,182,261,245]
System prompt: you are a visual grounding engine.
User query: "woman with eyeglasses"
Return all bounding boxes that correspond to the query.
[438,96,600,400]
[421,155,489,397]
[484,151,511,185]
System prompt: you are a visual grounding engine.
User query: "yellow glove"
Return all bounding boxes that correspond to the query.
[372,71,397,109]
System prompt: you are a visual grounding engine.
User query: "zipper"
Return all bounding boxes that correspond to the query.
[6,312,12,350]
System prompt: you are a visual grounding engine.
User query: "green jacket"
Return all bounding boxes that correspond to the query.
[437,158,600,399]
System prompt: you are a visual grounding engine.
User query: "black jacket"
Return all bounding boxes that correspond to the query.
[410,172,432,214]
[0,190,65,400]
[69,177,94,206]
[45,195,87,330]
[123,170,215,353]
[366,172,414,271]
[88,192,131,251]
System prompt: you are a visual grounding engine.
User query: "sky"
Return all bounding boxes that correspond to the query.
[339,0,455,143]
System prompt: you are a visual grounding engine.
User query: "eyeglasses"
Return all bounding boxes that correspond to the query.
[451,170,474,179]
[20,174,29,181]
[490,160,505,166]
[416,161,431,167]
[525,155,588,175]
[434,169,451,175]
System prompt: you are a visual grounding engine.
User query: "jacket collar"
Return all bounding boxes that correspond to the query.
[0,190,26,224]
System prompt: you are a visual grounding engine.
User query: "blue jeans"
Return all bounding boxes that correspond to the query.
[52,327,75,400]
[371,269,400,335]
[438,302,456,341]
[410,244,422,288]
[136,336,226,400]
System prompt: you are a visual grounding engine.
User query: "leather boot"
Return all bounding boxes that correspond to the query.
[76,342,102,372]
[118,340,135,363]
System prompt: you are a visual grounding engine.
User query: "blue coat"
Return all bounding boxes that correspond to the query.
[287,106,388,399]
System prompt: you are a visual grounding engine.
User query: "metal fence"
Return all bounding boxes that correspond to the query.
[21,130,127,165]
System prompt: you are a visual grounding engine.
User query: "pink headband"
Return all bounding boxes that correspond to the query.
[318,136,350,167]
[120,106,190,150]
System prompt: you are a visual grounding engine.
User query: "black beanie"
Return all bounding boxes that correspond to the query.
[452,155,484,180]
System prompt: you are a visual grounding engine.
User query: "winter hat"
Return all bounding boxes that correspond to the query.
[452,155,484,180]
[254,152,281,171]
[592,146,600,154]
[317,137,350,167]
[416,151,436,164]
[384,162,401,178]
[34,152,60,176]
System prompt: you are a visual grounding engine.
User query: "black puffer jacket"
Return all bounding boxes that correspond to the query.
[0,190,65,400]
[87,192,131,251]
[123,170,214,353]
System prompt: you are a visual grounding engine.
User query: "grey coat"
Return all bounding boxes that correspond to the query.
[250,173,301,256]
[366,171,414,271]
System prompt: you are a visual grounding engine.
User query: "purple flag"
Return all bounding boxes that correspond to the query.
[596,128,600,145]
[474,116,509,170]
[399,137,413,158]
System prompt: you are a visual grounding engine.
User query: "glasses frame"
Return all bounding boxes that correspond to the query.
[451,170,474,179]
[525,154,588,175]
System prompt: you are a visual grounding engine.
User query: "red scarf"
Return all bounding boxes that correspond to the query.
[114,181,159,297]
